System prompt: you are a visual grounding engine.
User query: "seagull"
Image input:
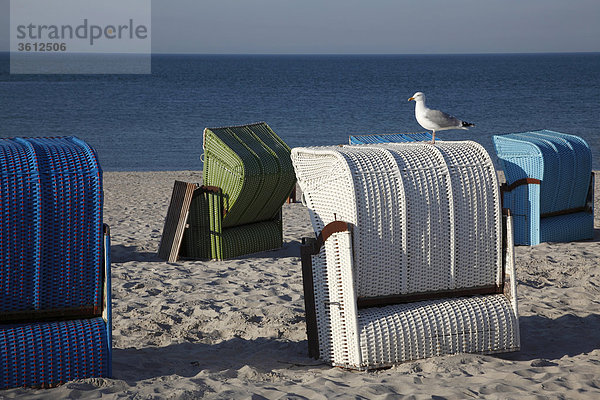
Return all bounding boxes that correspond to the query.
[408,92,474,143]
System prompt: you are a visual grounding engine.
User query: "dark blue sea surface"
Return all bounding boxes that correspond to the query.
[1,53,599,170]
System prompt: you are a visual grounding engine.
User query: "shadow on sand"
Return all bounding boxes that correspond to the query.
[111,244,160,263]
[111,337,323,384]
[501,313,600,361]
[111,313,600,385]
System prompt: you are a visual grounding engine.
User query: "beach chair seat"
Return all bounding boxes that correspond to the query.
[493,130,594,245]
[349,131,432,144]
[293,141,519,370]
[180,186,283,260]
[160,122,296,261]
[0,137,111,389]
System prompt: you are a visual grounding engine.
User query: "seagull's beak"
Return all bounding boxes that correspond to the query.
[408,97,414,101]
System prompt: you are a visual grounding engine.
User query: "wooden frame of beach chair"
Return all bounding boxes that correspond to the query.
[0,137,111,389]
[493,130,594,245]
[292,141,520,370]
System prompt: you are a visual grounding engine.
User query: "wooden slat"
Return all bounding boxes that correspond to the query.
[300,237,320,359]
[540,206,591,218]
[0,306,101,324]
[313,221,351,254]
[356,285,504,309]
[502,177,541,192]
[158,181,198,262]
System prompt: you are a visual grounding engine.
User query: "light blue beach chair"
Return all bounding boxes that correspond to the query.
[493,130,594,245]
[349,132,432,144]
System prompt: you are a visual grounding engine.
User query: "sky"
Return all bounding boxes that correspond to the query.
[1,0,599,54]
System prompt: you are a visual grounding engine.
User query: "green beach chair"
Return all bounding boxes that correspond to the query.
[179,122,296,260]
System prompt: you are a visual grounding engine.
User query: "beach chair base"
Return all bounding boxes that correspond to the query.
[0,317,110,389]
[177,185,283,260]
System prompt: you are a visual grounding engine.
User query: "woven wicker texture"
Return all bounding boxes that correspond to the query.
[494,130,591,214]
[493,130,593,245]
[181,187,282,260]
[0,317,109,389]
[0,137,110,388]
[182,122,295,260]
[349,132,432,144]
[0,137,103,317]
[355,294,518,369]
[293,141,501,298]
[203,122,296,228]
[539,211,594,243]
[293,141,518,369]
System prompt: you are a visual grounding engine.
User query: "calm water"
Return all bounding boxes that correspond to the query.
[1,53,599,170]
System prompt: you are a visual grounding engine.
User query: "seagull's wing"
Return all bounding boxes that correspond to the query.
[424,108,461,128]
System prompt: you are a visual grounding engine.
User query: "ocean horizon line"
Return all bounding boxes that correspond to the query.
[1,50,599,57]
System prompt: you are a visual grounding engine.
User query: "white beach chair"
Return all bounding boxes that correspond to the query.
[292,141,520,370]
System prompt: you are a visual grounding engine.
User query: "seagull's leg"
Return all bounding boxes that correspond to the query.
[431,130,436,144]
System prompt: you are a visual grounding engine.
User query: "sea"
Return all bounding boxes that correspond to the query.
[1,53,599,171]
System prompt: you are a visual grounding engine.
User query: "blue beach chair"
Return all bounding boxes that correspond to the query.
[349,132,432,144]
[493,130,594,245]
[0,137,111,389]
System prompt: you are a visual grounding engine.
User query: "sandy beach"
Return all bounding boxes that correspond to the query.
[2,170,600,399]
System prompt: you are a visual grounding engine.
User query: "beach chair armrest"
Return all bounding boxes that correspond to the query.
[102,223,112,377]
[301,221,352,359]
[501,178,541,215]
[588,171,595,215]
[501,178,541,245]
[502,210,520,347]
[502,211,518,313]
[302,221,352,256]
